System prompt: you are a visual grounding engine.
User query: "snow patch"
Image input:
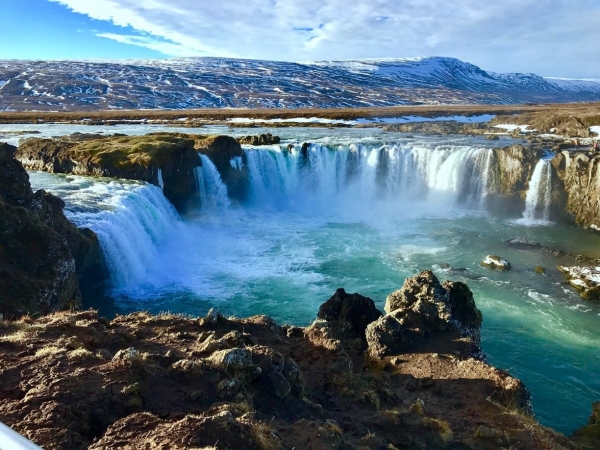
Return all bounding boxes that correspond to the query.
[590,126,600,136]
[493,124,535,132]
[357,114,495,124]
[227,117,356,125]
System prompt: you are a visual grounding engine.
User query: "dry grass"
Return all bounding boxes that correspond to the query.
[250,421,282,450]
[67,348,95,361]
[3,102,600,123]
[424,417,454,443]
[35,345,65,358]
[0,323,41,343]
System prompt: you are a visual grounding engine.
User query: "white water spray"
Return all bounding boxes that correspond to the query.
[66,183,180,288]
[28,172,181,289]
[196,154,231,210]
[522,160,552,224]
[243,143,495,213]
[157,168,164,190]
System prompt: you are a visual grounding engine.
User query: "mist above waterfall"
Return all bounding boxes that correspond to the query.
[240,143,496,220]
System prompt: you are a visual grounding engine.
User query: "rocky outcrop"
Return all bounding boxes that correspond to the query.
[237,133,281,146]
[492,145,542,197]
[571,401,600,449]
[488,144,569,219]
[16,134,202,213]
[558,266,600,300]
[368,271,483,358]
[481,255,512,271]
[551,150,600,228]
[315,288,382,339]
[0,281,576,450]
[0,143,106,319]
[306,288,382,352]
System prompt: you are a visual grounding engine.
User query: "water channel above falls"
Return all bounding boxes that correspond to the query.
[10,124,600,435]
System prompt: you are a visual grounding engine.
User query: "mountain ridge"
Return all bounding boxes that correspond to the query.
[1,56,600,111]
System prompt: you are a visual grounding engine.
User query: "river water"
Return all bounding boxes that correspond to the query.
[4,123,599,434]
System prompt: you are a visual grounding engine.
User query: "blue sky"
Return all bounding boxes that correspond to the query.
[2,0,600,79]
[2,0,163,59]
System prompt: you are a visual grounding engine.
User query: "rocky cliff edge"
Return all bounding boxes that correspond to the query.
[0,270,586,450]
[0,143,106,319]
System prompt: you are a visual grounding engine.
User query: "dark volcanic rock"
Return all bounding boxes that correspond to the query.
[16,134,202,214]
[316,287,383,339]
[442,280,483,334]
[365,315,411,357]
[372,271,483,358]
[384,270,446,314]
[571,401,600,449]
[505,237,542,249]
[0,143,105,319]
[237,133,280,146]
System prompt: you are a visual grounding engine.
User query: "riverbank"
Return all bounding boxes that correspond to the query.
[0,102,599,127]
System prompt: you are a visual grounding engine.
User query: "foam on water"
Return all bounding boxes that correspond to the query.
[196,154,230,210]
[519,159,553,225]
[28,172,180,289]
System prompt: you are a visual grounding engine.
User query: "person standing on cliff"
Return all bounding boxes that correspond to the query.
[594,140,599,151]
[574,138,580,149]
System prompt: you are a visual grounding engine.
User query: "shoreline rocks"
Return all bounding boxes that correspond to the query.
[0,278,582,450]
[558,265,600,300]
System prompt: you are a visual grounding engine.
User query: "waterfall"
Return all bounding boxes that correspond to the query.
[522,159,552,224]
[65,183,181,289]
[157,168,164,190]
[196,154,231,210]
[242,143,494,213]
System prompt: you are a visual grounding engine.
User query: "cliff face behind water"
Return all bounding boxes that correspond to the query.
[2,56,600,111]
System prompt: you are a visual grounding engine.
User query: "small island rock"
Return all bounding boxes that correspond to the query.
[481,255,512,271]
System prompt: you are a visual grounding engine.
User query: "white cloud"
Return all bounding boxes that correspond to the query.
[49,0,600,78]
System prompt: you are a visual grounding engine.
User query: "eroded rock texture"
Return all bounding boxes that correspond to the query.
[0,290,575,450]
[16,134,202,213]
[0,143,105,319]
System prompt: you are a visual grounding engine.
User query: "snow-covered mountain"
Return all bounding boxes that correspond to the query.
[0,56,599,111]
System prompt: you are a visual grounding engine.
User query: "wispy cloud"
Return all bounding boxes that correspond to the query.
[49,0,600,78]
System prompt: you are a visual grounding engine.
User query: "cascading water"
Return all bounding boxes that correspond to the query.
[522,159,553,224]
[157,168,164,190]
[28,172,180,289]
[196,154,231,210]
[243,143,495,213]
